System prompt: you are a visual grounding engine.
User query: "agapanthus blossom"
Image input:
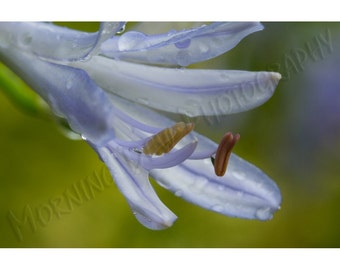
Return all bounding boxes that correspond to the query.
[0,22,282,229]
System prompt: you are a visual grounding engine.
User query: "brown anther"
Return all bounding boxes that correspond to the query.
[214,132,240,177]
[143,122,195,156]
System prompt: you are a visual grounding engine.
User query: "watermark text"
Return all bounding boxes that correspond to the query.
[267,28,333,81]
[7,166,113,242]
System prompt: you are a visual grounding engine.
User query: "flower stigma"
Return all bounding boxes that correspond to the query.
[212,132,241,177]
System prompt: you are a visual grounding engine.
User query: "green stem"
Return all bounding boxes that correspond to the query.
[0,61,51,119]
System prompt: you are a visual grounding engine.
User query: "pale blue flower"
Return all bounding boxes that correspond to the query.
[0,22,282,229]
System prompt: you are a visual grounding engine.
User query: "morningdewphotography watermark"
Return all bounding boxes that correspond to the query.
[180,71,279,127]
[186,28,334,129]
[7,166,113,242]
[267,28,333,81]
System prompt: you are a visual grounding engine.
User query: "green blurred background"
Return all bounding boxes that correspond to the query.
[0,22,339,247]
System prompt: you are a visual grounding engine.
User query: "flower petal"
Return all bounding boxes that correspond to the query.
[107,138,198,170]
[100,22,263,66]
[73,55,281,117]
[97,147,177,229]
[109,94,218,158]
[0,22,125,61]
[151,153,281,221]
[0,47,115,145]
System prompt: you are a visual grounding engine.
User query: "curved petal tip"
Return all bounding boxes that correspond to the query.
[133,209,177,230]
[271,71,282,82]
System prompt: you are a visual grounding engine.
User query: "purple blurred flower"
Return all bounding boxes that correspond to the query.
[0,22,282,229]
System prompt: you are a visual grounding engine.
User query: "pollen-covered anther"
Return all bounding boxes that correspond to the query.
[143,122,195,156]
[213,132,240,177]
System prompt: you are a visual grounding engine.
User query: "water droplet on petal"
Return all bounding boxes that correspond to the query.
[175,39,191,49]
[176,51,191,67]
[156,181,172,190]
[167,29,177,36]
[255,207,272,220]
[116,24,126,34]
[54,116,82,140]
[203,159,211,165]
[66,80,73,90]
[232,170,247,180]
[194,178,208,191]
[21,33,32,46]
[199,43,209,53]
[211,204,224,213]
[130,164,142,175]
[175,190,183,197]
[118,31,146,51]
[217,185,225,191]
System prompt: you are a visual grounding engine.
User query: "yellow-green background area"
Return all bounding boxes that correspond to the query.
[1,22,339,247]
